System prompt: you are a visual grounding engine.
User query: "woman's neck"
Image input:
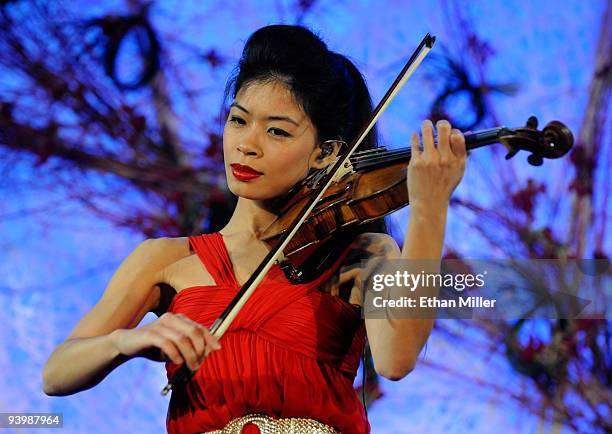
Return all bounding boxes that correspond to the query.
[220,197,279,241]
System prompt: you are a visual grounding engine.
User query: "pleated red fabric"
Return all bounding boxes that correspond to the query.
[165,233,370,434]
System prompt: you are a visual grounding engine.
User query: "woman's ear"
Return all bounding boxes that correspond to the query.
[310,140,344,170]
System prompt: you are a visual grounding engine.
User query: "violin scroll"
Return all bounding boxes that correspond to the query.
[501,116,574,166]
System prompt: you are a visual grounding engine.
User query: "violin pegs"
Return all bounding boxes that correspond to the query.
[505,147,519,160]
[526,116,538,129]
[527,153,544,166]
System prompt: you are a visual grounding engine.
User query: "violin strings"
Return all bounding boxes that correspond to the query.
[350,149,412,171]
[351,148,409,162]
[349,127,501,171]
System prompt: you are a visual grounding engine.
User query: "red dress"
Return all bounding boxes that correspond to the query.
[165,233,370,434]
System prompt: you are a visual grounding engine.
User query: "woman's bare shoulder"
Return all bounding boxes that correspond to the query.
[139,236,192,257]
[64,237,193,339]
[350,232,401,259]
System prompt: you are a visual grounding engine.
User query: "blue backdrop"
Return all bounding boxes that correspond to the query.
[0,0,608,433]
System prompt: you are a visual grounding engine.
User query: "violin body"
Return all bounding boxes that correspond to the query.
[260,161,409,256]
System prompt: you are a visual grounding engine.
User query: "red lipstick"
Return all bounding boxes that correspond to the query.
[230,163,263,181]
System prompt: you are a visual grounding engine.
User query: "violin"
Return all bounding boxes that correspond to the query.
[261,115,573,275]
[162,33,574,395]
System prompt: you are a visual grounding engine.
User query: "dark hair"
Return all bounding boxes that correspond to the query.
[224,24,378,151]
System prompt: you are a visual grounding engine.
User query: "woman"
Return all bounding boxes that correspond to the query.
[43,25,466,433]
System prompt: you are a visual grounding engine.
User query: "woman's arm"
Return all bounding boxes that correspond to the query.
[42,237,205,396]
[364,119,466,381]
[363,208,448,381]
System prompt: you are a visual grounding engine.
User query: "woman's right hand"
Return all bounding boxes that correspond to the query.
[111,312,221,371]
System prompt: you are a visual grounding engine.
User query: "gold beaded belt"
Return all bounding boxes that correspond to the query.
[202,413,340,434]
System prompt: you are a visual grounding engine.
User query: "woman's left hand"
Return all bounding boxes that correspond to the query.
[407,119,467,212]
